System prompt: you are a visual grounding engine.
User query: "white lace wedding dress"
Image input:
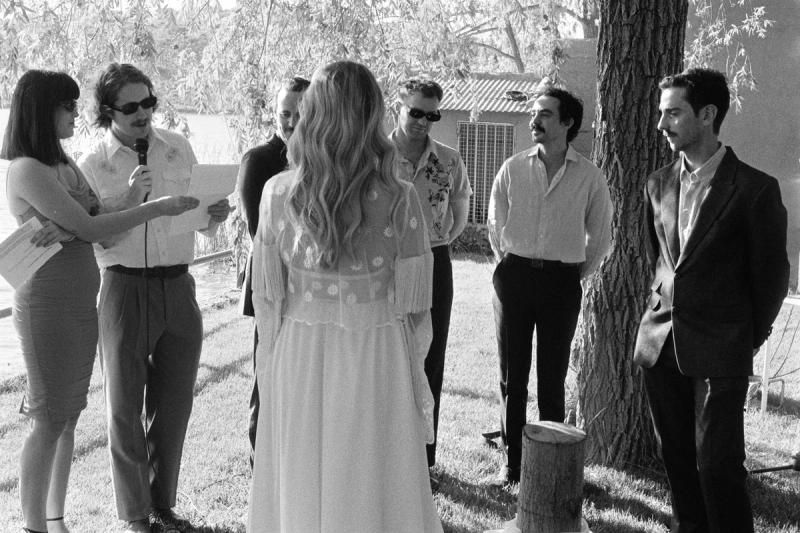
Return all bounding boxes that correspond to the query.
[247,170,443,533]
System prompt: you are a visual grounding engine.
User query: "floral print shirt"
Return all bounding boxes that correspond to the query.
[391,132,472,247]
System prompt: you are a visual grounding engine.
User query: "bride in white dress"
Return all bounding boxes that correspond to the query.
[247,60,443,533]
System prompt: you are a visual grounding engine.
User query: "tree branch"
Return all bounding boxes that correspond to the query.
[502,17,526,73]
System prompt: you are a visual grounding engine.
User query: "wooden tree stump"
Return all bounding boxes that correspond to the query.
[518,421,586,533]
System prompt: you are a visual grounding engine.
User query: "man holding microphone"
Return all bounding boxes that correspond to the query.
[79,63,230,533]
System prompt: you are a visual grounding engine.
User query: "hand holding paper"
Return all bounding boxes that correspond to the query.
[169,164,238,235]
[207,198,232,224]
[0,217,63,289]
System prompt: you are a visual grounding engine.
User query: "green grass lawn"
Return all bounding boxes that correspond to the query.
[1,255,798,532]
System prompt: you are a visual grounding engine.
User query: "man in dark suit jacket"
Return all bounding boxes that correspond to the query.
[634,68,789,533]
[238,76,309,467]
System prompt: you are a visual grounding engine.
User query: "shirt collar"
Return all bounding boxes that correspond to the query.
[390,129,439,163]
[680,143,726,185]
[527,143,579,163]
[104,127,166,158]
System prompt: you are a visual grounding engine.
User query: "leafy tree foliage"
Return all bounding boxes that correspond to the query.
[0,0,773,147]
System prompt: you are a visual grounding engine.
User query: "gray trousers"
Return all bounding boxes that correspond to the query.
[98,269,203,521]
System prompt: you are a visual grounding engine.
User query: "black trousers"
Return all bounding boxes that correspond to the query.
[643,337,752,533]
[492,254,582,475]
[425,245,453,467]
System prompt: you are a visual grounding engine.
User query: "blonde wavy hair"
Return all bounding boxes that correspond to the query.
[286,61,403,269]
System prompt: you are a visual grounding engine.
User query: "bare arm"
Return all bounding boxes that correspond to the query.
[448,198,469,243]
[8,158,197,243]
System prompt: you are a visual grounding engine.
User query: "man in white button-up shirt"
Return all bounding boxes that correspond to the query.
[79,63,230,533]
[487,87,612,486]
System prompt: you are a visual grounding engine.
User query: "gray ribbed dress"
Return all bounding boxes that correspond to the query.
[12,165,100,422]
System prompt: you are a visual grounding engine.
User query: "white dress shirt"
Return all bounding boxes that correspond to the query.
[78,128,212,268]
[678,143,726,251]
[488,144,613,278]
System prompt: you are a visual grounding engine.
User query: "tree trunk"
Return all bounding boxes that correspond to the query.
[518,422,586,533]
[574,0,689,467]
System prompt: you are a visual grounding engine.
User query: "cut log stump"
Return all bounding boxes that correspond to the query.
[518,421,586,533]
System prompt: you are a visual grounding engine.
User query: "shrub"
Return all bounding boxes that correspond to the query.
[451,223,493,256]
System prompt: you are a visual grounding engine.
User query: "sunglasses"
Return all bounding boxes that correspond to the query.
[406,106,441,122]
[107,95,158,115]
[59,100,78,113]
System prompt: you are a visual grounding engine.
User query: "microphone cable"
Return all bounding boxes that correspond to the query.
[133,138,151,374]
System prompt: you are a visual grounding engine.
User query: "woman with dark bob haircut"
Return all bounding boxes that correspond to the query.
[1,70,197,533]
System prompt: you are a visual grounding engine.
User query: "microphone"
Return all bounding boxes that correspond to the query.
[133,138,149,200]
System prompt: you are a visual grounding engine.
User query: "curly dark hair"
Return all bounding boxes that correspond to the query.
[532,86,584,143]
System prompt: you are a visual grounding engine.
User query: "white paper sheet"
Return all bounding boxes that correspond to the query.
[0,217,63,289]
[168,164,239,235]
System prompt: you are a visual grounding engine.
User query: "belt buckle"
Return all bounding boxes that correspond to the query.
[530,258,544,269]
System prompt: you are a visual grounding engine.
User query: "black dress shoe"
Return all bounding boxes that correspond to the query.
[482,430,502,448]
[489,465,520,488]
[150,508,193,533]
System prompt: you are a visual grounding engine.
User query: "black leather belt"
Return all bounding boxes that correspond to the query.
[107,264,189,279]
[505,253,579,270]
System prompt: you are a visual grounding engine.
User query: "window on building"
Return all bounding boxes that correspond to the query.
[458,121,515,224]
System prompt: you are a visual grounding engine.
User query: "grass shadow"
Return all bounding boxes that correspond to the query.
[203,313,247,340]
[0,374,25,395]
[444,385,496,403]
[0,475,18,494]
[772,393,800,417]
[582,465,672,532]
[749,474,800,529]
[582,463,799,532]
[438,469,517,533]
[73,434,108,461]
[0,420,20,439]
[586,519,660,533]
[193,352,252,396]
[584,477,672,531]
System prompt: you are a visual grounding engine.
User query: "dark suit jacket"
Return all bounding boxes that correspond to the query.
[238,135,288,317]
[634,147,789,377]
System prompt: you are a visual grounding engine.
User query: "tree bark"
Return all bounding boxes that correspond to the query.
[575,0,689,467]
[518,422,586,533]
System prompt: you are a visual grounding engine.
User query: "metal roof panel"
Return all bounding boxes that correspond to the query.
[440,74,541,114]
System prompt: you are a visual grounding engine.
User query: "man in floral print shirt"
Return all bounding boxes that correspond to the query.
[390,78,472,479]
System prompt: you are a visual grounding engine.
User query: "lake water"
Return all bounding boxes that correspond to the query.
[0,109,242,380]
